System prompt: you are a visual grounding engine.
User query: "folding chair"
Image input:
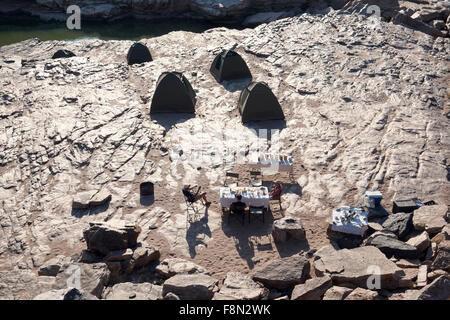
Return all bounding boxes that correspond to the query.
[229,204,246,225]
[224,172,239,188]
[249,205,266,224]
[269,183,283,213]
[183,194,200,223]
[249,171,263,187]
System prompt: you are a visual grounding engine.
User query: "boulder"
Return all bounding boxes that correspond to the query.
[38,255,70,277]
[272,216,306,243]
[52,263,110,299]
[104,282,162,300]
[162,274,218,300]
[132,246,160,268]
[33,287,97,300]
[155,258,208,279]
[314,245,402,289]
[52,49,75,59]
[322,286,353,300]
[291,275,332,300]
[442,224,450,240]
[417,265,428,288]
[72,189,111,209]
[105,248,133,262]
[431,240,450,271]
[416,275,450,300]
[406,231,430,253]
[413,205,448,234]
[365,235,419,259]
[213,272,268,300]
[83,221,141,256]
[428,270,448,281]
[252,255,310,290]
[345,287,379,300]
[395,258,421,268]
[382,212,413,239]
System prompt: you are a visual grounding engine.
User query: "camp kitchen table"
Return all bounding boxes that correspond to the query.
[249,153,294,179]
[219,186,270,209]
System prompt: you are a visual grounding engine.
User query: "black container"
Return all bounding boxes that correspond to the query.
[140,182,154,196]
[392,199,421,214]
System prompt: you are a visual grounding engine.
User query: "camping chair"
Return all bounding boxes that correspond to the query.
[249,205,266,224]
[229,203,246,225]
[269,183,283,213]
[224,172,239,188]
[249,171,263,187]
[183,193,200,223]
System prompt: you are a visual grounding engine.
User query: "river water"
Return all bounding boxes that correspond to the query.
[0,16,236,47]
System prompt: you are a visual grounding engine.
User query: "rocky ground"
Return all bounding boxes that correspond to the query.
[0,7,449,300]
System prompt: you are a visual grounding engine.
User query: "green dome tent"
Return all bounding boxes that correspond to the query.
[210,50,252,82]
[150,72,196,114]
[127,42,152,65]
[238,82,284,123]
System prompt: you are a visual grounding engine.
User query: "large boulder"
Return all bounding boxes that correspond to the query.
[132,246,160,268]
[213,272,268,300]
[416,275,450,300]
[156,258,208,279]
[72,189,111,209]
[322,286,353,300]
[345,287,379,300]
[291,275,332,300]
[33,287,98,300]
[52,263,110,299]
[252,255,310,290]
[104,282,162,300]
[83,221,141,256]
[314,245,403,289]
[413,205,448,234]
[162,274,218,300]
[382,213,413,239]
[272,216,306,243]
[406,231,431,253]
[431,240,450,271]
[365,235,419,259]
[52,49,75,59]
[38,255,70,277]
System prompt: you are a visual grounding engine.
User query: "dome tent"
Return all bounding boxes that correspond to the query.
[150,72,196,114]
[126,42,152,65]
[210,50,252,82]
[238,82,284,123]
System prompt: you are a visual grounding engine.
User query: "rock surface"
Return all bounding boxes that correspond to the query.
[0,5,448,300]
[291,275,332,300]
[322,285,353,300]
[252,255,310,290]
[155,258,209,279]
[382,213,413,239]
[83,221,141,256]
[345,287,379,300]
[214,272,268,300]
[314,245,402,289]
[365,234,419,259]
[162,274,218,300]
[272,216,306,243]
[413,205,448,234]
[104,282,162,300]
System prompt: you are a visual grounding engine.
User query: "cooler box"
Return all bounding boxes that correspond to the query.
[365,191,383,207]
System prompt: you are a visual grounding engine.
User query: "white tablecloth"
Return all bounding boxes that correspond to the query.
[220,187,270,209]
[330,206,368,236]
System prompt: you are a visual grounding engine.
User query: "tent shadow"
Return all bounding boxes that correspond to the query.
[244,120,287,134]
[71,201,110,218]
[150,113,196,132]
[220,77,253,93]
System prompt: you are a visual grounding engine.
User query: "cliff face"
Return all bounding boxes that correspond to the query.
[0,9,448,299]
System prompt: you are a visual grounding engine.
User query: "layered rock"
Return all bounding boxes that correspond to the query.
[213,272,268,300]
[314,246,403,289]
[162,274,218,300]
[291,275,332,300]
[252,255,310,290]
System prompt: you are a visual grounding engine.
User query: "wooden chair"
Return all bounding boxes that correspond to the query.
[224,172,239,188]
[249,171,263,187]
[269,183,283,213]
[249,205,266,224]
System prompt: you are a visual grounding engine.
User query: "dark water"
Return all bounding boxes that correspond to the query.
[0,16,234,47]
